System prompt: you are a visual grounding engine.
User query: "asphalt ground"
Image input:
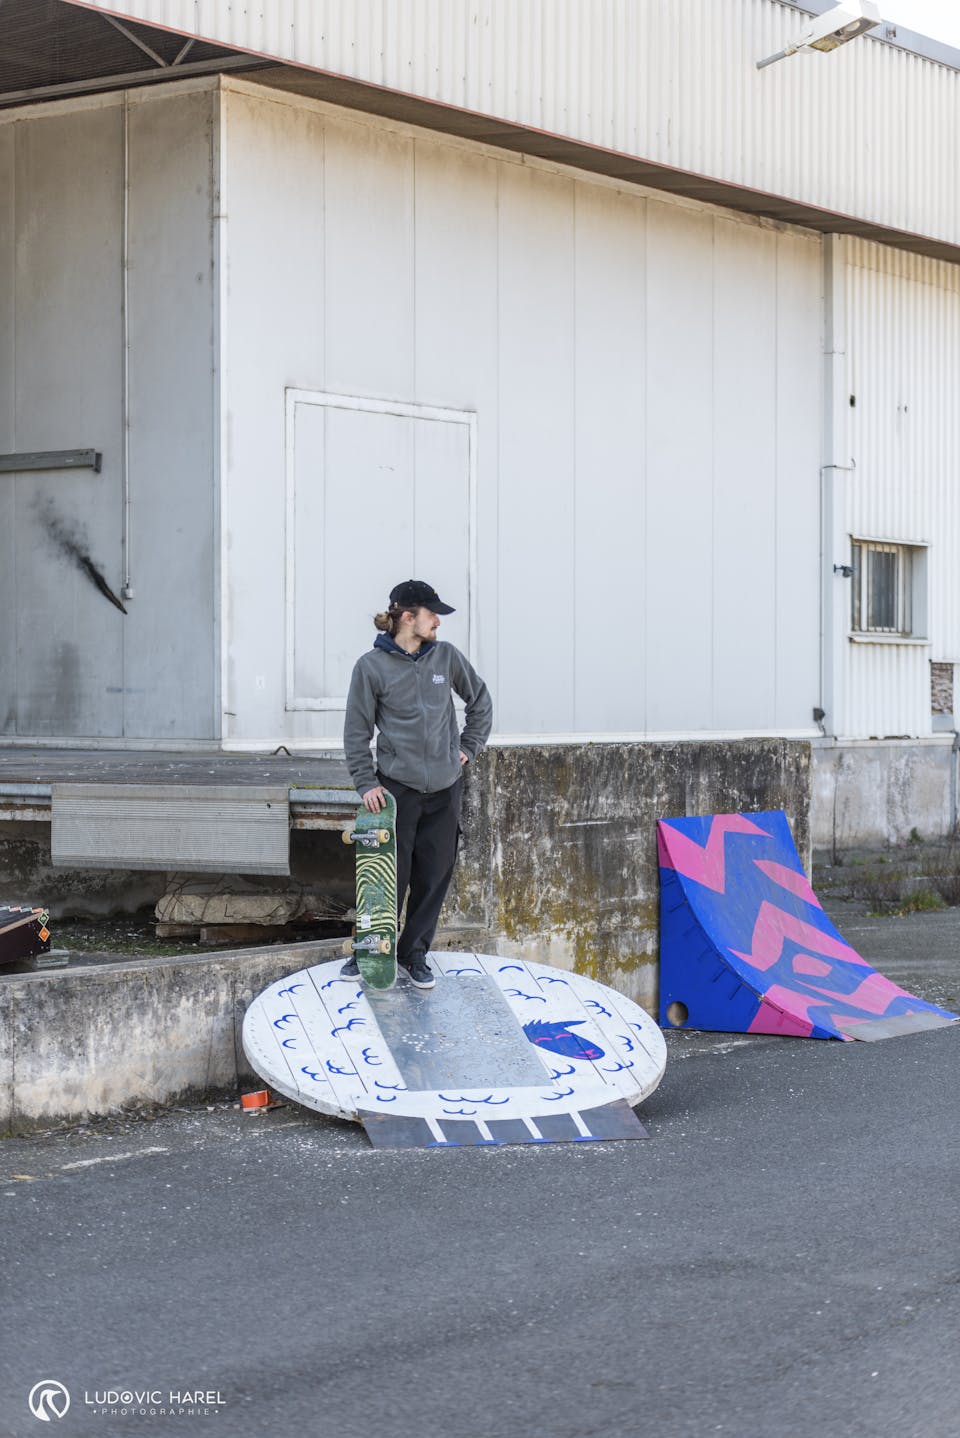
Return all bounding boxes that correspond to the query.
[1,906,958,1438]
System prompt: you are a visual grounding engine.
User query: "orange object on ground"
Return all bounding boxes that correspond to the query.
[240,1089,271,1111]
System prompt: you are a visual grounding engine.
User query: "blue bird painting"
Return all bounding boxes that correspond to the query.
[522,1019,605,1061]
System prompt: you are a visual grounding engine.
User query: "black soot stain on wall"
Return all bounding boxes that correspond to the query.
[34,498,128,615]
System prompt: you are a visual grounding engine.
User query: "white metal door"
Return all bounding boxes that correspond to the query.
[285,390,476,712]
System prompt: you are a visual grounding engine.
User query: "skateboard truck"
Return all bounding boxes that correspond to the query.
[342,828,391,848]
[343,934,392,956]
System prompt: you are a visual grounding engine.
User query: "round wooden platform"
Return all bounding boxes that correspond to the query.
[243,951,666,1144]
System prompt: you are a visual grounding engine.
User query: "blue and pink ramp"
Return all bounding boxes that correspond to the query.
[658,811,957,1041]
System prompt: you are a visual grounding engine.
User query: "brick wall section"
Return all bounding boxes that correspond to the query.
[931,662,954,717]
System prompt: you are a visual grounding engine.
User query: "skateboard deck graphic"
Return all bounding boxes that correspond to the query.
[0,905,51,967]
[342,792,398,989]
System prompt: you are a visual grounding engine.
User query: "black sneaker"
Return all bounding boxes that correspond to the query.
[399,958,435,990]
[340,955,360,979]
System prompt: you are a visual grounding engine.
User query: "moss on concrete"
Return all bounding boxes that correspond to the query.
[449,738,811,1007]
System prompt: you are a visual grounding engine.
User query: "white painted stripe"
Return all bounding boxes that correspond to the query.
[61,1147,169,1171]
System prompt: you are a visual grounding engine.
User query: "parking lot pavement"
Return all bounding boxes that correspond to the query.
[0,904,957,1438]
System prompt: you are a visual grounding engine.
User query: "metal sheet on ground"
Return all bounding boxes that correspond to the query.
[360,1098,649,1148]
[834,1010,958,1041]
[367,976,547,1089]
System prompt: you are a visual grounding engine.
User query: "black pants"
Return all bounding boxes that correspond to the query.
[378,772,463,965]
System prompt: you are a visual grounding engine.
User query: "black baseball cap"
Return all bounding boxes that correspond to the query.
[389,579,455,615]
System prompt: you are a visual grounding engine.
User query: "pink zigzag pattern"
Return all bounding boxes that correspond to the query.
[657,815,769,894]
[729,902,864,973]
[749,975,914,1030]
[753,859,820,907]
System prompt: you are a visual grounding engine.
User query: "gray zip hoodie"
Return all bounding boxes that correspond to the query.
[343,636,493,796]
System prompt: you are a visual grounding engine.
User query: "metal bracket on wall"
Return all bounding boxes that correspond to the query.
[0,450,102,474]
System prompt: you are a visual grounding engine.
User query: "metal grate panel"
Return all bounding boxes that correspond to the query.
[51,784,290,873]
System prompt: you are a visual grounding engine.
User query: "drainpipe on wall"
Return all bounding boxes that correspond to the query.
[952,730,959,836]
[819,235,849,742]
[121,92,134,603]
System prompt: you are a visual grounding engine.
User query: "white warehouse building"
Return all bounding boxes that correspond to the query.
[1,0,960,987]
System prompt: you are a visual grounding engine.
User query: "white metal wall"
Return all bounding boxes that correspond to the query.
[0,84,220,740]
[833,237,960,739]
[220,80,823,745]
[73,0,960,250]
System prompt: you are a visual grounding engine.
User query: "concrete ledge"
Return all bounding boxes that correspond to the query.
[0,938,345,1136]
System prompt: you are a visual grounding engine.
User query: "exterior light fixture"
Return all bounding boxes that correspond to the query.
[756,1,882,69]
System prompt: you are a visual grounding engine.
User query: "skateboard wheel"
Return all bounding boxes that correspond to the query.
[379,940,390,955]
[341,829,355,845]
[342,939,354,955]
[376,829,390,844]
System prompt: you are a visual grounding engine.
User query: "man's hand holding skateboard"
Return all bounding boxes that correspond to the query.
[363,751,469,813]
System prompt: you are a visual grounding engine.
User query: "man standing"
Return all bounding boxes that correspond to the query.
[342,580,493,989]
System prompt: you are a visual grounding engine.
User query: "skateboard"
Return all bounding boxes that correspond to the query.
[341,792,398,989]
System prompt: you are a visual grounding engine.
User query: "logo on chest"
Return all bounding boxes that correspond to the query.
[431,674,446,685]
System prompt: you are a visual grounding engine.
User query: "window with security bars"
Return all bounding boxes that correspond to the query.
[851,540,925,637]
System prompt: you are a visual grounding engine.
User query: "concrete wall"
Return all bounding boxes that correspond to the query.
[811,737,957,853]
[0,939,342,1136]
[0,83,219,741]
[449,738,812,1009]
[220,78,823,748]
[0,820,167,917]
